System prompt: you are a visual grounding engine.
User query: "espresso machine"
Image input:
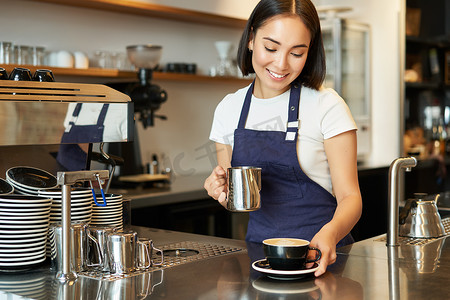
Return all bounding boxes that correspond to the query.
[107,45,168,180]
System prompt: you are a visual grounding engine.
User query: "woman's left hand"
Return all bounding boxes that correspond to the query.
[309,227,337,277]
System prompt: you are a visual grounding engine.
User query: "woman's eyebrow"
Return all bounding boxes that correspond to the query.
[263,37,308,48]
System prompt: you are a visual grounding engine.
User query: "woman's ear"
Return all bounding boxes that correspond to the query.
[248,29,254,52]
[248,40,253,52]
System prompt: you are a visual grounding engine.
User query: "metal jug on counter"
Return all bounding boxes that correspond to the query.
[50,222,103,274]
[399,193,445,238]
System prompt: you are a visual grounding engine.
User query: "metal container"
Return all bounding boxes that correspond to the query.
[50,222,102,274]
[136,238,164,269]
[88,225,117,272]
[227,166,261,212]
[107,231,138,274]
[399,193,445,238]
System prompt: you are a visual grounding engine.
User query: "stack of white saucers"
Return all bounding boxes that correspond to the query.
[38,187,93,224]
[6,166,58,196]
[0,270,48,300]
[0,195,52,271]
[38,187,93,257]
[90,193,123,230]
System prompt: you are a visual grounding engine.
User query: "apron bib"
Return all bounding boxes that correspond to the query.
[231,82,353,247]
[56,103,109,171]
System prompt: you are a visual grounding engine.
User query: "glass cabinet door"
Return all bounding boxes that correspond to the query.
[342,21,370,118]
[321,18,371,159]
[322,18,370,118]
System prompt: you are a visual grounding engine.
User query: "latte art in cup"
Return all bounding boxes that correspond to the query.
[264,238,309,246]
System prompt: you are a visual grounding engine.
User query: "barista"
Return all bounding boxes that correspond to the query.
[204,0,362,277]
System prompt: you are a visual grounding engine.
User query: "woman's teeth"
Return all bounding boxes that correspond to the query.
[268,70,287,78]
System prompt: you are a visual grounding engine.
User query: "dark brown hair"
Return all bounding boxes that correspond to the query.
[237,0,326,90]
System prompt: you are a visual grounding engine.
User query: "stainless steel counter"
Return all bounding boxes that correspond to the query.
[1,224,449,300]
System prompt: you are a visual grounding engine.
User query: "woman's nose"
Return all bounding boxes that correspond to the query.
[275,52,289,70]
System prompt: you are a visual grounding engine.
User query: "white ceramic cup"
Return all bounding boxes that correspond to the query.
[73,51,89,69]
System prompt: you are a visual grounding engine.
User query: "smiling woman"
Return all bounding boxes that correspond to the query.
[204,0,362,277]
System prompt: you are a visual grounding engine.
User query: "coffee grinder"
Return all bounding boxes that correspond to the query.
[107,45,167,179]
[126,45,167,128]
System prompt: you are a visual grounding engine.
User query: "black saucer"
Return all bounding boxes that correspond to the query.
[0,179,13,195]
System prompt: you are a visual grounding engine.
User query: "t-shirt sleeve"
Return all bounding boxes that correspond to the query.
[320,90,357,139]
[209,94,236,145]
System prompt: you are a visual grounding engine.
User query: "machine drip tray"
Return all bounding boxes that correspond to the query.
[375,217,450,246]
[162,249,200,257]
[79,241,244,281]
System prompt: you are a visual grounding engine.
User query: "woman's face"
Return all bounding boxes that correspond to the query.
[248,15,311,99]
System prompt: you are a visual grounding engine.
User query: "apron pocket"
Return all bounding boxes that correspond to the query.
[261,163,303,200]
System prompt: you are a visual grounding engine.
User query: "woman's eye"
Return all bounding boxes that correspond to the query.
[264,47,276,52]
[291,53,304,58]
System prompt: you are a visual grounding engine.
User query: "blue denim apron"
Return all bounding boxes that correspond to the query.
[231,82,353,247]
[56,103,109,171]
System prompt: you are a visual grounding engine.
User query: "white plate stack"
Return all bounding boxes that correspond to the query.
[38,188,93,224]
[6,166,58,196]
[0,271,48,300]
[0,195,52,271]
[38,188,93,257]
[91,193,123,230]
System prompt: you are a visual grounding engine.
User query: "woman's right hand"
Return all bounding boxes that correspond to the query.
[204,165,228,208]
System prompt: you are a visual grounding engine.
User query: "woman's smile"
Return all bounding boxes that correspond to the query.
[267,69,289,79]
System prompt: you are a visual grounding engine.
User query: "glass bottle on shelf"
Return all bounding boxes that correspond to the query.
[213,41,237,77]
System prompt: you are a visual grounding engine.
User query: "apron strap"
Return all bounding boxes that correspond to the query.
[285,83,301,141]
[237,81,254,129]
[72,103,82,117]
[66,103,83,129]
[97,104,110,126]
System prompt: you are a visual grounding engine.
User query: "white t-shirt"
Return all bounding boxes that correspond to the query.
[209,83,357,195]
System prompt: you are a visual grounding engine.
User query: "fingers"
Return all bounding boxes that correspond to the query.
[315,256,328,277]
[314,249,336,277]
[214,165,226,176]
[217,192,228,208]
[204,166,228,201]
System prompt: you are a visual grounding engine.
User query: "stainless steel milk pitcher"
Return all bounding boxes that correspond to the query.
[88,225,117,272]
[50,222,102,274]
[107,231,138,274]
[227,166,262,212]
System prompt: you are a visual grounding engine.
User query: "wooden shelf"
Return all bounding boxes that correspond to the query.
[2,64,252,84]
[406,35,450,47]
[28,0,247,28]
[3,64,136,79]
[405,81,441,89]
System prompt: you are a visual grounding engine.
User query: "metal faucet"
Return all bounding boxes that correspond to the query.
[56,170,109,283]
[387,157,417,246]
